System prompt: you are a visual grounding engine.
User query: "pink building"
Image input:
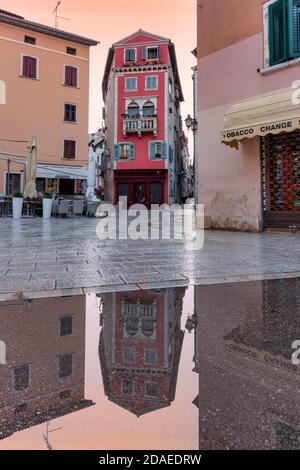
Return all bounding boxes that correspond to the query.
[0,9,98,197]
[102,30,184,207]
[197,0,300,231]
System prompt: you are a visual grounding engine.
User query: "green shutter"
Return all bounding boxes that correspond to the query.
[269,0,288,66]
[130,144,135,160]
[161,142,167,159]
[288,0,300,57]
[149,142,155,159]
[114,144,119,161]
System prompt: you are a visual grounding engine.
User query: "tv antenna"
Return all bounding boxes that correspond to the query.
[52,1,70,29]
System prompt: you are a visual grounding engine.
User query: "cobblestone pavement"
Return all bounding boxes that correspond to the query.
[0,218,300,299]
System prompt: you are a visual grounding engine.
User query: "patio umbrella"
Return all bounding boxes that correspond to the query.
[23,137,37,199]
[86,146,96,200]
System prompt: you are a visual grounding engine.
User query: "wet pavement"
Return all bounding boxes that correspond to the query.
[1,218,300,298]
[0,278,300,450]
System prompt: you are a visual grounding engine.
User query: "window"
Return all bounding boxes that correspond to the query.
[125,77,137,91]
[0,80,6,105]
[13,365,30,391]
[143,101,155,117]
[125,48,136,62]
[58,354,73,379]
[145,381,159,397]
[145,76,158,90]
[122,379,133,396]
[60,316,73,336]
[24,35,36,45]
[67,46,77,56]
[123,348,136,364]
[268,0,300,66]
[144,349,158,365]
[64,66,78,87]
[149,141,167,160]
[22,55,37,79]
[127,102,140,118]
[142,46,160,60]
[63,139,76,159]
[64,103,77,123]
[114,143,135,161]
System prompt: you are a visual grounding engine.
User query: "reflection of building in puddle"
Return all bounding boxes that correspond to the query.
[194,279,300,450]
[99,288,186,417]
[0,296,94,441]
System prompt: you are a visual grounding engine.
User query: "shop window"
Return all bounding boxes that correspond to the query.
[58,353,73,379]
[64,65,78,87]
[268,0,300,66]
[13,364,30,391]
[149,141,167,160]
[64,103,77,122]
[22,55,38,79]
[60,316,73,336]
[125,48,136,62]
[63,139,76,159]
[143,101,155,117]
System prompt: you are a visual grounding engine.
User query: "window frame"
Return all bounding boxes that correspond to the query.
[145,75,158,90]
[58,353,74,379]
[144,349,158,365]
[124,47,137,62]
[64,64,79,88]
[59,315,73,337]
[24,35,36,45]
[125,77,137,92]
[64,102,78,123]
[149,140,167,160]
[20,54,39,80]
[146,46,159,60]
[12,364,31,392]
[66,46,77,56]
[62,139,77,160]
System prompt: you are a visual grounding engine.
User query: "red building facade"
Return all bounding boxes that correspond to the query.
[102,30,184,208]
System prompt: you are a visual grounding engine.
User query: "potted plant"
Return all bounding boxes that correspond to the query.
[42,191,53,219]
[12,192,23,220]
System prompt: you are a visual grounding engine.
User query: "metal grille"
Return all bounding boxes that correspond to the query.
[262,131,300,228]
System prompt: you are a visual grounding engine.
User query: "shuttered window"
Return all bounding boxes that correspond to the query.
[63,139,76,159]
[114,143,135,160]
[149,141,167,160]
[125,77,137,91]
[22,56,37,79]
[65,66,78,87]
[145,76,158,90]
[125,48,136,62]
[269,0,300,65]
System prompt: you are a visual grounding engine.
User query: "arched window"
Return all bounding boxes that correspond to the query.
[0,80,6,104]
[127,102,140,118]
[125,318,139,336]
[143,101,155,117]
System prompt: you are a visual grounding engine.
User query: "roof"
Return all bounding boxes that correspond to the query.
[102,30,184,102]
[0,10,98,46]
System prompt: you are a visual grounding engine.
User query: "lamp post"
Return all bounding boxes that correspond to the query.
[185,114,198,203]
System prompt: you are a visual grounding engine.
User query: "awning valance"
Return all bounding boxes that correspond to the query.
[221,88,300,147]
[36,164,87,180]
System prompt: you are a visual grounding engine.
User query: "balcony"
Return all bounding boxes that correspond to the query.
[123,116,158,138]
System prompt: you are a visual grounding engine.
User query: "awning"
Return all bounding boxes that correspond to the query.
[221,87,300,148]
[36,164,88,180]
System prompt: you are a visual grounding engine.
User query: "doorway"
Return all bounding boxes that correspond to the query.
[59,179,75,195]
[5,173,21,196]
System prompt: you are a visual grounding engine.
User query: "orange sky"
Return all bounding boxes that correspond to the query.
[1,0,196,135]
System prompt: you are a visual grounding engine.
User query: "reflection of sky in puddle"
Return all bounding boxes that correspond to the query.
[1,278,300,450]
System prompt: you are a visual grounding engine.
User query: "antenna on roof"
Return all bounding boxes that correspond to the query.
[52,1,70,29]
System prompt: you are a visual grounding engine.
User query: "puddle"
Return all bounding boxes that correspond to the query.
[0,277,300,450]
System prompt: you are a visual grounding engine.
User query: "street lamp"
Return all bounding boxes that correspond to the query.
[185,114,198,202]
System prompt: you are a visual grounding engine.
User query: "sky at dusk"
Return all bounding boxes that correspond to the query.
[1,0,196,134]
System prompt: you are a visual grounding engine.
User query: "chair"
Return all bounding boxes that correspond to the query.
[57,200,69,218]
[86,201,96,217]
[73,200,84,217]
[52,200,59,216]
